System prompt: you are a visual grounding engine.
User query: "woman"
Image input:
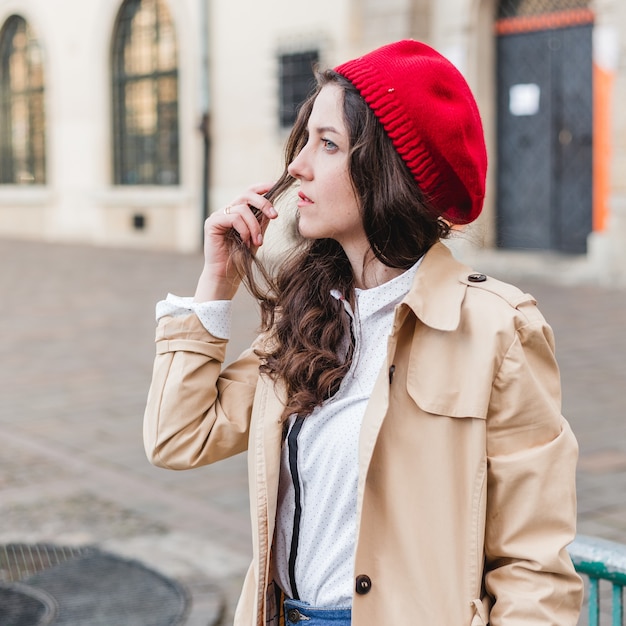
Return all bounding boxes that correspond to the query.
[144,40,583,625]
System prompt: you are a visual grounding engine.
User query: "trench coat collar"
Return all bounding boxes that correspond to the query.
[400,241,471,332]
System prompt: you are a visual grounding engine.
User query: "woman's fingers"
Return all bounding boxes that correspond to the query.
[218,185,278,247]
[228,205,263,247]
[194,183,279,301]
[249,187,279,220]
[229,185,278,220]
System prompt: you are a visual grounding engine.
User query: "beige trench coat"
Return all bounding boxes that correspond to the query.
[144,242,583,625]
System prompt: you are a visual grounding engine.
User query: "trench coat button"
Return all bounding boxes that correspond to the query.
[287,608,302,622]
[355,574,372,594]
[468,273,487,283]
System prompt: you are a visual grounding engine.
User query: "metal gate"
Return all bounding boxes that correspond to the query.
[496,13,593,253]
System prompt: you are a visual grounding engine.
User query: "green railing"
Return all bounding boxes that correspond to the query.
[569,535,626,625]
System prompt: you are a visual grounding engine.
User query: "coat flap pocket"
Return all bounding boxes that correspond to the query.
[406,334,492,419]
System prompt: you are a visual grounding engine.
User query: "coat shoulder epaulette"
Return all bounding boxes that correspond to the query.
[460,271,537,310]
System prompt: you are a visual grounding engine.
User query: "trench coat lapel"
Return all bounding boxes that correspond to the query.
[257,377,287,543]
[250,374,287,619]
[402,242,470,332]
[355,242,470,522]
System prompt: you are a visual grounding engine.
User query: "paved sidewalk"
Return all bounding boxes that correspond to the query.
[1,237,625,624]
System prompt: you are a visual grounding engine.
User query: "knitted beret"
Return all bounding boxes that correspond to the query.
[335,40,487,224]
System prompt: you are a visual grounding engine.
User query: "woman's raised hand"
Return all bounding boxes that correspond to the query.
[194,183,278,302]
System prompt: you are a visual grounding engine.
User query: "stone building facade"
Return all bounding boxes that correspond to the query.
[0,0,624,280]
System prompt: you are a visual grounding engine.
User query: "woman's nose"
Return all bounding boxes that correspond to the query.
[287,148,311,180]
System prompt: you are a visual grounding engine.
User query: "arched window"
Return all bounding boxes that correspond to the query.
[498,0,589,19]
[0,15,46,185]
[111,0,179,185]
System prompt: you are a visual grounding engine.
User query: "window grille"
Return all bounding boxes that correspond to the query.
[278,50,319,129]
[111,0,179,186]
[0,15,46,185]
[498,0,589,19]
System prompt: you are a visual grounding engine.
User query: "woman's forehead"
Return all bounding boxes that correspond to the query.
[308,84,346,129]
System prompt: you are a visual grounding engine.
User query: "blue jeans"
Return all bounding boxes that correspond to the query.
[284,598,352,625]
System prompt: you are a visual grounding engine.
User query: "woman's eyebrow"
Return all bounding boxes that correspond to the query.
[314,125,341,135]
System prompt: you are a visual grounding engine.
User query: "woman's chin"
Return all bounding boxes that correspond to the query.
[296,221,322,241]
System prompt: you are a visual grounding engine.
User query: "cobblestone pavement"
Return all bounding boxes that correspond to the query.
[1,238,625,625]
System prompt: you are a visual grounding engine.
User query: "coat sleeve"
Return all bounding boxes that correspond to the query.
[143,313,261,470]
[483,303,583,625]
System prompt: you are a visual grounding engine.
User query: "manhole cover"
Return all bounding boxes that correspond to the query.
[1,544,96,583]
[0,582,57,626]
[0,544,188,625]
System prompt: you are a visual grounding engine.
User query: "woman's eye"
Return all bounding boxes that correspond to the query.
[322,138,338,152]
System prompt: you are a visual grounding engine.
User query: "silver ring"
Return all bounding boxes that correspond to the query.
[224,205,231,215]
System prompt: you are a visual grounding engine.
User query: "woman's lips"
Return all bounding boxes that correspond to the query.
[297,191,313,207]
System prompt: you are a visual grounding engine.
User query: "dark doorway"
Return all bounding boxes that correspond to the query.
[496,13,593,253]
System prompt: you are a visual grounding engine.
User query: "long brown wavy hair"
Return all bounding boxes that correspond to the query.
[229,70,450,419]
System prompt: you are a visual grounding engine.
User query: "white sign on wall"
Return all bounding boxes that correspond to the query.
[509,83,541,116]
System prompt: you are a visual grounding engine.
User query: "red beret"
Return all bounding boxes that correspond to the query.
[335,40,487,224]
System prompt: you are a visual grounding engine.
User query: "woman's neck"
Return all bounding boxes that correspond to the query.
[347,247,405,290]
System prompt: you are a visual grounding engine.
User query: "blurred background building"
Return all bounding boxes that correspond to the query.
[0,0,624,278]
